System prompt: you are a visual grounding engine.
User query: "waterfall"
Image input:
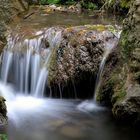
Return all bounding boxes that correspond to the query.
[78,31,119,111]
[93,30,121,101]
[1,50,13,83]
[0,28,62,97]
[93,37,117,101]
[0,26,121,115]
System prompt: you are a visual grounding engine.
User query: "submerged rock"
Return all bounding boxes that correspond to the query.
[60,125,84,138]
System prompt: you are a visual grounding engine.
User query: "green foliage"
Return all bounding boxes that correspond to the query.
[81,1,98,10]
[112,89,126,104]
[65,0,76,5]
[0,134,8,140]
[39,0,99,9]
[39,0,75,5]
[47,0,61,4]
[120,0,132,8]
[40,0,47,5]
[119,28,137,62]
[40,0,61,5]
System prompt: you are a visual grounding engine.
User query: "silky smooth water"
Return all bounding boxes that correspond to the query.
[0,82,139,140]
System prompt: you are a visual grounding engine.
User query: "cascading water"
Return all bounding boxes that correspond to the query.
[0,27,121,118]
[93,32,119,101]
[1,28,62,96]
[77,31,120,111]
[0,27,73,134]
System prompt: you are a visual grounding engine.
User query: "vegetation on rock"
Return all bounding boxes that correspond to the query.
[97,0,140,125]
[101,0,133,13]
[47,25,119,98]
[0,134,7,140]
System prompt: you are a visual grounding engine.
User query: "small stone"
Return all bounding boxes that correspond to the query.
[50,4,57,9]
[137,6,140,14]
[135,0,140,6]
[60,125,84,138]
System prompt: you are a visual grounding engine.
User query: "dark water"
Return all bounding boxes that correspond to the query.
[7,99,140,140]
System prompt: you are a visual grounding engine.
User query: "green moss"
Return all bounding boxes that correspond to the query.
[84,24,120,34]
[85,24,106,31]
[47,46,59,86]
[47,46,58,85]
[81,1,99,10]
[0,134,7,140]
[40,0,61,5]
[65,0,76,5]
[110,64,127,104]
[96,78,114,102]
[129,61,140,72]
[119,29,131,58]
[120,0,132,8]
[133,71,140,82]
[112,89,126,104]
[97,55,127,105]
[102,0,132,12]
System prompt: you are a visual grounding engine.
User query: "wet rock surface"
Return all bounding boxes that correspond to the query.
[113,84,140,124]
[0,0,28,52]
[0,0,28,128]
[48,25,119,98]
[98,0,140,125]
[0,96,7,125]
[3,24,119,99]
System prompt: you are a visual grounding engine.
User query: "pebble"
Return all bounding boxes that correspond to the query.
[60,125,84,138]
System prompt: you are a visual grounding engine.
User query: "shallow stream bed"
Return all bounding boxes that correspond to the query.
[7,98,140,140]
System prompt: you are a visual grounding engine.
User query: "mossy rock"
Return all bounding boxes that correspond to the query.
[102,0,133,13]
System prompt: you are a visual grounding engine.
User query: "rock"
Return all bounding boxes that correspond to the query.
[0,96,7,125]
[98,0,140,125]
[0,2,29,123]
[0,0,29,52]
[113,84,140,125]
[48,25,119,98]
[47,120,65,131]
[60,125,84,138]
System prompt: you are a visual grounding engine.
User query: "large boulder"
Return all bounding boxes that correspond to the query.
[98,0,140,125]
[113,0,140,125]
[48,25,119,98]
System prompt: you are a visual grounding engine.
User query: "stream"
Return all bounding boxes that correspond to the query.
[0,7,139,140]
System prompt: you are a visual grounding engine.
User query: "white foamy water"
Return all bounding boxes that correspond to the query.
[77,100,105,112]
[0,82,75,128]
[0,28,62,97]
